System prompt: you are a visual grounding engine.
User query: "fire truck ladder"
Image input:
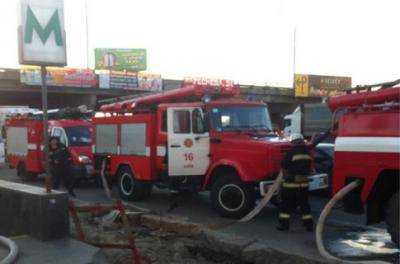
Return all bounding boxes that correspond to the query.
[344,78,400,93]
[98,84,240,113]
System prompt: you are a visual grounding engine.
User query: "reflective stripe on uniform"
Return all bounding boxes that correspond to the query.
[294,175,309,183]
[282,182,309,188]
[282,182,300,188]
[279,213,290,219]
[302,214,313,220]
[292,154,312,161]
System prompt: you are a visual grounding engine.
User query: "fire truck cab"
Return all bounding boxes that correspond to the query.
[5,113,95,182]
[94,84,327,218]
[328,85,400,245]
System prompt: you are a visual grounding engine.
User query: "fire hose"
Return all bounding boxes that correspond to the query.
[0,236,18,264]
[316,180,390,264]
[239,171,283,222]
[215,175,391,263]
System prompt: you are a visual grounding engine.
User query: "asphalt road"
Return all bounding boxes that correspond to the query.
[0,165,398,263]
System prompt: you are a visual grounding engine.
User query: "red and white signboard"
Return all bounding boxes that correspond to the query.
[183,77,235,87]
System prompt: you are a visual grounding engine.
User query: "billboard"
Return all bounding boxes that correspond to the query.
[295,74,351,97]
[95,48,146,71]
[20,66,97,87]
[18,0,67,66]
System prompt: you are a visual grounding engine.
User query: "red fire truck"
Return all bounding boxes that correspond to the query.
[94,84,328,218]
[327,84,399,245]
[5,111,95,182]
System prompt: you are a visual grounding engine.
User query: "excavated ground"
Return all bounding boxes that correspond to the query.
[70,209,322,264]
[71,211,252,264]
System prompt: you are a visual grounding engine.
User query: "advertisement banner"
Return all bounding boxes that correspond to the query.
[110,71,138,89]
[138,73,162,92]
[295,74,351,97]
[95,48,146,71]
[20,66,97,87]
[97,70,139,89]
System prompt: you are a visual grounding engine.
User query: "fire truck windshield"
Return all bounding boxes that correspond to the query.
[210,106,272,132]
[64,126,92,147]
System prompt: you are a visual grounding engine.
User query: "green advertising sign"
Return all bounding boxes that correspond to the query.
[95,48,147,71]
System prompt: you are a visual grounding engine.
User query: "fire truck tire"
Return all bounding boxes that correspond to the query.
[386,192,399,246]
[17,162,37,181]
[117,166,152,201]
[211,175,255,218]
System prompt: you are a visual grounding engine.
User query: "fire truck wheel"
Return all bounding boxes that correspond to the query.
[386,192,399,246]
[117,166,152,201]
[211,175,256,218]
[17,162,37,182]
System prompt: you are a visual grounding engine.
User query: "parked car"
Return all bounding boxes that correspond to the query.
[314,143,334,195]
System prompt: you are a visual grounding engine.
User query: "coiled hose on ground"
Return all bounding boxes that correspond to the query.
[0,236,18,264]
[316,180,389,264]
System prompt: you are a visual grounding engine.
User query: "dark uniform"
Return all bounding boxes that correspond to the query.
[49,140,75,196]
[278,142,313,231]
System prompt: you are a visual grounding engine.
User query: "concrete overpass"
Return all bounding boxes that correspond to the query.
[0,68,321,126]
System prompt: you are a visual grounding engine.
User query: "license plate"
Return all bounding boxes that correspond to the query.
[85,165,94,175]
[308,173,329,191]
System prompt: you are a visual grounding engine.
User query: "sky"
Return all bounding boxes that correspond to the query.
[0,0,399,87]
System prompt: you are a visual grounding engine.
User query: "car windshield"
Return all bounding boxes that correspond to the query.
[210,106,272,132]
[64,126,92,147]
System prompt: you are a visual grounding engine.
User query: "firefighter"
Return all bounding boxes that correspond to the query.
[49,137,76,197]
[277,133,313,232]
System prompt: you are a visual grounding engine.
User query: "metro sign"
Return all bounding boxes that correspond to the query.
[18,0,67,66]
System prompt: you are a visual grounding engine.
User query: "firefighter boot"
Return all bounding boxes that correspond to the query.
[277,214,290,231]
[302,216,313,232]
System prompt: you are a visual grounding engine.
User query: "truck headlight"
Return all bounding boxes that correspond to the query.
[78,155,91,164]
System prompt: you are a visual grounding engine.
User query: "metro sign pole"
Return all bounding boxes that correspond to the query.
[18,0,67,193]
[40,65,49,192]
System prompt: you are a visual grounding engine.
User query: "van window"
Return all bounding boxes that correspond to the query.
[173,110,191,134]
